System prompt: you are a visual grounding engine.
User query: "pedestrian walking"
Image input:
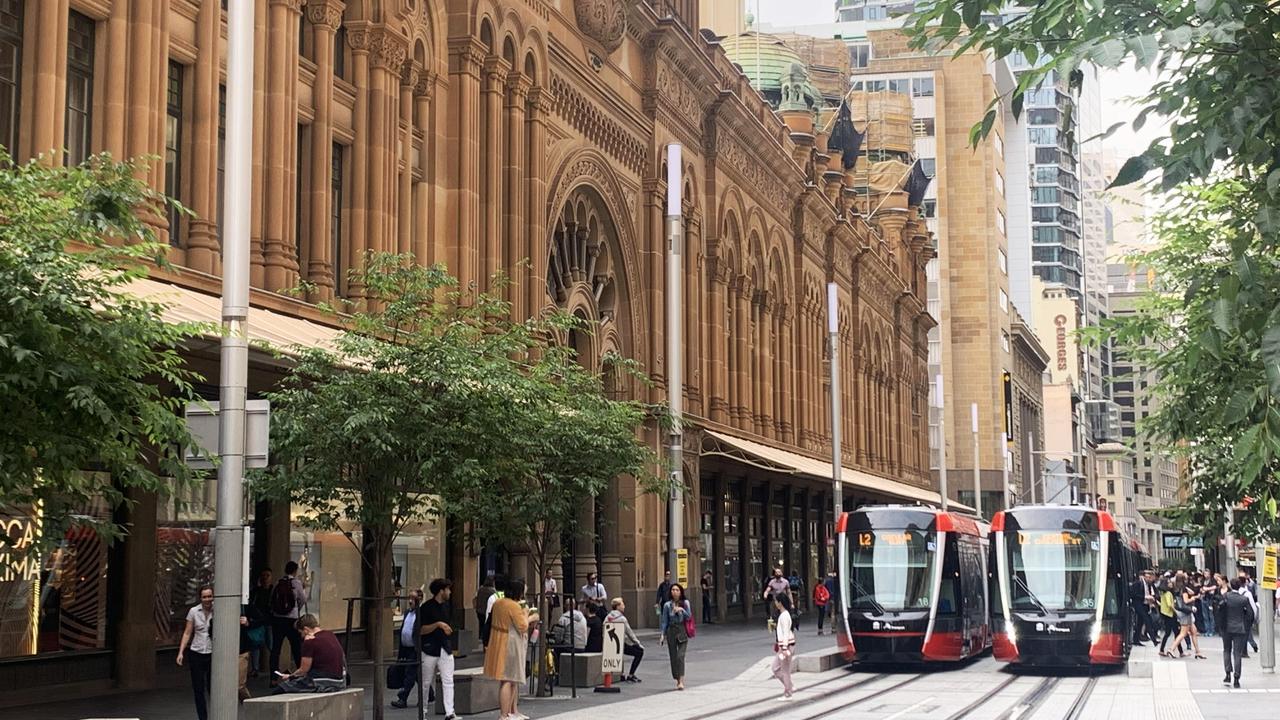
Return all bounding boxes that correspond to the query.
[659,583,693,691]
[239,601,267,702]
[248,568,274,677]
[1169,579,1206,659]
[655,570,673,610]
[269,560,309,680]
[605,598,645,682]
[700,570,714,624]
[770,592,796,699]
[1218,577,1256,689]
[1201,574,1219,637]
[1236,572,1260,656]
[390,589,423,708]
[417,579,458,720]
[763,567,792,624]
[483,578,531,720]
[176,586,214,720]
[1157,578,1179,656]
[812,575,831,635]
[824,571,839,633]
[543,570,559,612]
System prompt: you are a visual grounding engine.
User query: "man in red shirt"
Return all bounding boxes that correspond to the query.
[275,614,346,693]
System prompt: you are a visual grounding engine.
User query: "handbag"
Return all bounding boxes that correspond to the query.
[683,602,696,639]
[246,625,267,649]
[386,663,405,690]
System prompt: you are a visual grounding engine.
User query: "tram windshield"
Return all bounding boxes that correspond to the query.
[1006,529,1100,612]
[847,529,935,611]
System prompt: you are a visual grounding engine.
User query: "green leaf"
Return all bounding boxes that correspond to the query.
[1234,425,1262,466]
[1263,321,1280,392]
[1085,121,1126,144]
[962,0,981,29]
[1126,35,1160,70]
[1108,155,1153,188]
[1267,169,1280,197]
[1090,38,1126,68]
[1212,298,1235,333]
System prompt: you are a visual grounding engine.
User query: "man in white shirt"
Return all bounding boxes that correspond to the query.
[1236,574,1260,656]
[554,598,589,649]
[391,589,423,709]
[581,572,607,620]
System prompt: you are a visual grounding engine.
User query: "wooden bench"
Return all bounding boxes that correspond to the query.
[243,687,363,720]
[431,666,500,716]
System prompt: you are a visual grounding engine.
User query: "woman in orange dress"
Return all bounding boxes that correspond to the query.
[484,578,531,720]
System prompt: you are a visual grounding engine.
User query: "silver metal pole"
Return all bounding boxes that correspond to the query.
[211,1,252,717]
[1224,506,1236,576]
[1259,541,1275,672]
[1026,431,1036,504]
[971,403,982,518]
[828,282,842,526]
[936,373,948,511]
[1001,431,1011,511]
[665,145,683,581]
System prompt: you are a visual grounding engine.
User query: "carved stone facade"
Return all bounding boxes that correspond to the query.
[0,0,935,691]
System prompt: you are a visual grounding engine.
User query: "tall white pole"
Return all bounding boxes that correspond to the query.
[665,145,683,581]
[1001,430,1011,511]
[971,403,982,518]
[1258,540,1275,672]
[1026,431,1036,504]
[936,373,948,511]
[828,283,842,530]
[211,1,252,718]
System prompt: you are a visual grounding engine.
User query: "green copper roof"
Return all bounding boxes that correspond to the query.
[722,32,805,94]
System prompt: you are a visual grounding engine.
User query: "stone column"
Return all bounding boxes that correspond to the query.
[345,28,370,296]
[397,62,417,257]
[685,214,702,414]
[735,277,751,427]
[365,37,396,260]
[262,0,303,291]
[708,257,728,423]
[524,86,550,320]
[503,72,530,314]
[305,0,342,300]
[480,57,507,290]
[780,310,795,443]
[248,0,267,285]
[103,0,128,160]
[448,39,484,289]
[646,184,665,398]
[186,0,223,274]
[114,489,158,690]
[27,0,69,162]
[413,72,437,267]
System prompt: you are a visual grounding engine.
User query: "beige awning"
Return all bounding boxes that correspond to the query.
[704,429,974,513]
[124,276,342,352]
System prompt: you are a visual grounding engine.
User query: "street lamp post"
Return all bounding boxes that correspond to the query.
[970,403,981,518]
[1000,430,1011,511]
[211,2,253,719]
[665,144,683,582]
[935,373,948,511]
[828,283,843,534]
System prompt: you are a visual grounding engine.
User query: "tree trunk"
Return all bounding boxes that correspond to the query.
[366,525,394,720]
[533,548,550,697]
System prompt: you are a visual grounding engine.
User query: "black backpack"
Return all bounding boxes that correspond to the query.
[270,577,297,616]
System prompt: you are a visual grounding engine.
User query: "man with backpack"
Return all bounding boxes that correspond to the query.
[269,560,309,682]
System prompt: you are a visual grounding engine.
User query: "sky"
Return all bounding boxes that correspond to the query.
[749,0,1169,163]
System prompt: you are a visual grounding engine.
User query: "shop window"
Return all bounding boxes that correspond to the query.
[0,0,22,156]
[849,42,871,69]
[65,11,95,166]
[911,77,934,97]
[0,494,112,659]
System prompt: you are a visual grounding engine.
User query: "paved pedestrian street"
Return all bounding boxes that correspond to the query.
[542,637,1277,720]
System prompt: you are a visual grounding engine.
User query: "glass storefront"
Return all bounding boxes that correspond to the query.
[0,497,111,659]
[723,482,741,608]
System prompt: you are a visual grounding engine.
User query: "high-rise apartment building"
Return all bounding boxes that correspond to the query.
[1107,263,1181,559]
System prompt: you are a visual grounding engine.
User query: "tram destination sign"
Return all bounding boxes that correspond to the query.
[1161,533,1205,550]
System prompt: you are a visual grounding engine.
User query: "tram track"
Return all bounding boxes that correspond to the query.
[681,671,891,720]
[765,673,929,720]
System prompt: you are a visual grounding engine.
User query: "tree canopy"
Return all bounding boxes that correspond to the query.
[908,1,1280,538]
[0,152,203,547]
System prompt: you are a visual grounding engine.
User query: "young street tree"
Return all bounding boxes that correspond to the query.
[253,252,650,712]
[907,1,1280,536]
[452,335,664,695]
[0,152,203,549]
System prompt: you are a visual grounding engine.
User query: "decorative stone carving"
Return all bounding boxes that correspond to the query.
[305,0,345,29]
[573,0,626,55]
[655,66,702,127]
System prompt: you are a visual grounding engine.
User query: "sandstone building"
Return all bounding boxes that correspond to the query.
[0,0,936,700]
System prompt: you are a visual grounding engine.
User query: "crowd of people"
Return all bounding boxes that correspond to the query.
[1129,567,1265,688]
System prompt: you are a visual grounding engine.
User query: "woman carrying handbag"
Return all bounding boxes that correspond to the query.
[659,583,694,690]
